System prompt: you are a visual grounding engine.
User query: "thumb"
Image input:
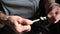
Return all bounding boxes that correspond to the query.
[23,19,33,25]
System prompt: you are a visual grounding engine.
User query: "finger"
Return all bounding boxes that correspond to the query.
[17,18,23,24]
[13,21,27,33]
[10,21,22,33]
[22,25,31,32]
[54,19,60,23]
[14,21,20,26]
[47,11,55,18]
[47,14,52,18]
[54,14,60,23]
[14,21,31,32]
[23,19,33,25]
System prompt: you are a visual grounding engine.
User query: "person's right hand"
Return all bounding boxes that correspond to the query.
[6,16,33,34]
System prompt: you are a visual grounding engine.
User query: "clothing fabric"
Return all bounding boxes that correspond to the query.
[0,0,40,18]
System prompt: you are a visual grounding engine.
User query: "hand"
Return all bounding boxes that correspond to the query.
[6,16,33,34]
[47,4,60,23]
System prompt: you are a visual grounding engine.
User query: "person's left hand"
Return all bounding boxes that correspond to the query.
[47,4,60,23]
[6,16,33,34]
